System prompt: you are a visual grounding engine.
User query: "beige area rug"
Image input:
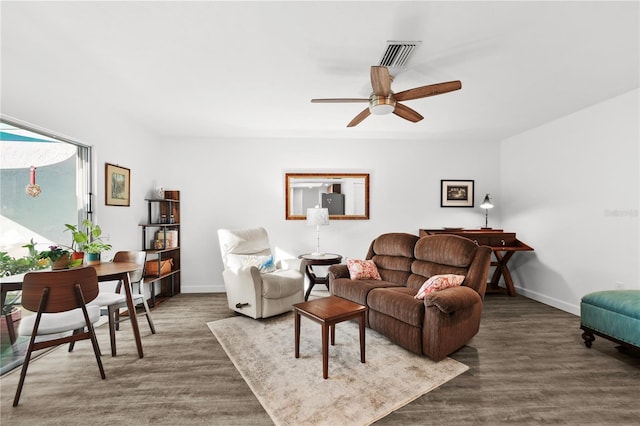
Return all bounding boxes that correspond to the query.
[208,313,469,426]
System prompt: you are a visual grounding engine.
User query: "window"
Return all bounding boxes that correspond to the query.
[0,117,92,257]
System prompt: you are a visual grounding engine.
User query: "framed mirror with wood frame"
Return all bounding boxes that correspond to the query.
[285,173,370,220]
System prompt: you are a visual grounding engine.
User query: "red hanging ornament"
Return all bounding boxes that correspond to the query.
[25,166,42,197]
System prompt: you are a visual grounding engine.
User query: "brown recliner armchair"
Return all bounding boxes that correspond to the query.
[330,233,491,361]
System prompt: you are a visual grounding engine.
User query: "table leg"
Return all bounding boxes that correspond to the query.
[122,272,144,358]
[500,251,516,296]
[322,323,329,379]
[489,254,503,286]
[491,251,516,296]
[294,310,300,358]
[304,264,317,301]
[330,324,335,346]
[359,312,366,363]
[1,290,17,345]
[4,310,17,345]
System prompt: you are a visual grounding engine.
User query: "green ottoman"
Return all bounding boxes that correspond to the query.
[580,290,640,350]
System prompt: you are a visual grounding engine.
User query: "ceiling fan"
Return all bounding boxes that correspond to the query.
[311,66,462,127]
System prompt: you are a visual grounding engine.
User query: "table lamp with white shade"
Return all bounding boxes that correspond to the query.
[306,206,329,255]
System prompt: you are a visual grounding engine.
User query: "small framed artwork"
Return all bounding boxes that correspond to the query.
[105,163,131,206]
[441,179,474,208]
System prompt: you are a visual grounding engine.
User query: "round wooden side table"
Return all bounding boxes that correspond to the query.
[298,253,342,301]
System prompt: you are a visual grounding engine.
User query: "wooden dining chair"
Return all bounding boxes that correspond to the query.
[82,251,156,356]
[14,267,106,406]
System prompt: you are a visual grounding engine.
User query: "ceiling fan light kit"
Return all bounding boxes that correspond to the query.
[369,95,396,115]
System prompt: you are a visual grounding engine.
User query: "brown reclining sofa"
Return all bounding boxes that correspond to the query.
[329,232,492,361]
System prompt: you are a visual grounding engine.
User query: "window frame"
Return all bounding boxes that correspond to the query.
[0,115,93,231]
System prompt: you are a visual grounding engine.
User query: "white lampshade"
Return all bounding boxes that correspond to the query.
[480,194,494,209]
[306,207,329,226]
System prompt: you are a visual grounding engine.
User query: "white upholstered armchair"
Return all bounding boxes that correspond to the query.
[217,227,305,319]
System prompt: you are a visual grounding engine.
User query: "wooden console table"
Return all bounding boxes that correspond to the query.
[419,229,533,296]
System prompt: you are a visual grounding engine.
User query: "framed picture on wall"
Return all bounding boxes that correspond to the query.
[441,179,474,207]
[105,163,130,206]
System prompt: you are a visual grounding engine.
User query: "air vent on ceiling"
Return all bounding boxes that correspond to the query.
[378,41,421,69]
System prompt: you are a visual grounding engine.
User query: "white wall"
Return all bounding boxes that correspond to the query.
[501,89,640,314]
[2,85,500,296]
[160,137,501,292]
[7,85,637,315]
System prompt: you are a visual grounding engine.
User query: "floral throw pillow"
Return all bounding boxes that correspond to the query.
[346,258,381,280]
[227,254,276,273]
[414,274,465,299]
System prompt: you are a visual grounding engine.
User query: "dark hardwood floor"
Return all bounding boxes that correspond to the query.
[377,293,640,425]
[1,292,638,425]
[208,290,640,425]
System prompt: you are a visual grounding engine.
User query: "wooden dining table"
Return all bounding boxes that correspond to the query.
[1,262,145,358]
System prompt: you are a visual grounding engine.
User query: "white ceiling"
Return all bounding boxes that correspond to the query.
[1,1,638,142]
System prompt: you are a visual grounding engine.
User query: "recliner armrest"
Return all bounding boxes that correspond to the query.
[328,264,350,281]
[278,258,303,272]
[424,286,482,314]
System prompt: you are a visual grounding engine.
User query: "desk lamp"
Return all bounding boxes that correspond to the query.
[306,206,329,255]
[480,194,494,229]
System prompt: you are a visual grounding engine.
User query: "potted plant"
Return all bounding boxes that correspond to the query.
[81,221,112,265]
[84,241,112,264]
[64,220,111,265]
[39,245,72,269]
[0,239,48,277]
[64,221,90,261]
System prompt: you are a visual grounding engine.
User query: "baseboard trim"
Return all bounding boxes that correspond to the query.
[181,283,225,293]
[515,286,579,316]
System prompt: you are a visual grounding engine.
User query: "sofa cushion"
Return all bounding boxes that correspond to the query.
[331,278,403,306]
[414,235,477,267]
[367,287,425,328]
[371,233,418,258]
[367,233,419,286]
[407,235,477,289]
[261,269,304,299]
[415,274,465,299]
[346,258,381,280]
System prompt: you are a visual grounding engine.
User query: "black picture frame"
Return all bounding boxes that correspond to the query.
[441,180,474,208]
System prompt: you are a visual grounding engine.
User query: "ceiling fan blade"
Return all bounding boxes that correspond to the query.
[311,98,369,103]
[394,80,462,102]
[347,108,371,127]
[370,66,392,97]
[393,103,424,123]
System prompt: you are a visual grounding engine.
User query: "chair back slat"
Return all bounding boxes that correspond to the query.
[113,251,146,283]
[22,267,99,313]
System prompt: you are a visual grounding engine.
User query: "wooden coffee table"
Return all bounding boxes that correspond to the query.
[293,295,367,379]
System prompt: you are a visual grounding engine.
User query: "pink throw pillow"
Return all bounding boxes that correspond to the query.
[414,274,465,299]
[346,258,381,280]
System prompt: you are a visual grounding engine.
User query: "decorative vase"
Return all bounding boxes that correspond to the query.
[86,252,101,265]
[51,253,71,270]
